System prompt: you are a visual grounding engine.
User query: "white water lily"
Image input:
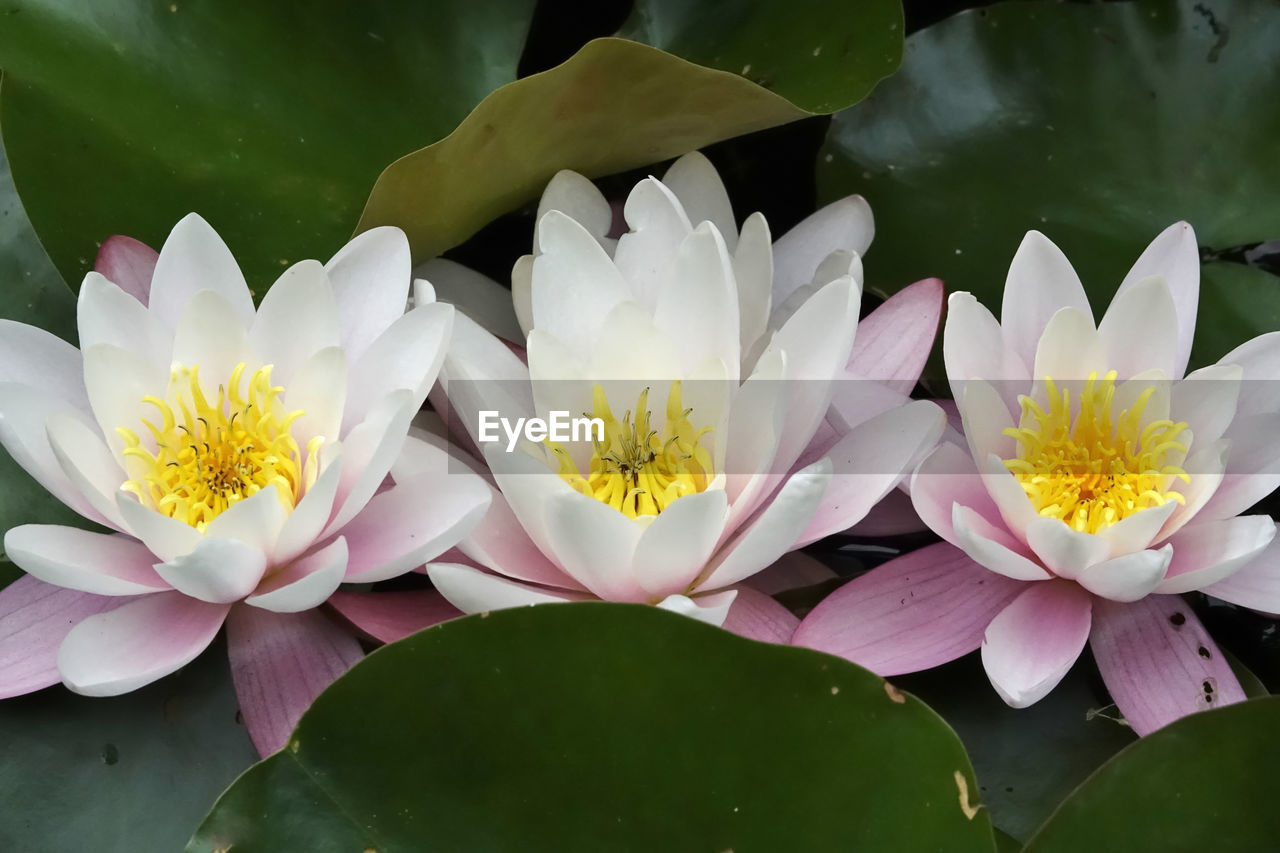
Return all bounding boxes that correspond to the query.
[422,152,945,632]
[0,215,489,753]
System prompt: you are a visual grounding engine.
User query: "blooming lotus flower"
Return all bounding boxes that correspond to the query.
[795,222,1280,734]
[0,215,488,754]
[420,152,946,637]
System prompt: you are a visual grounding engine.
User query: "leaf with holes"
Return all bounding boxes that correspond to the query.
[187,603,997,852]
[818,0,1280,370]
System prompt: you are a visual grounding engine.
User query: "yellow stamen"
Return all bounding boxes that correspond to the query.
[553,381,714,519]
[1003,370,1190,534]
[118,362,315,532]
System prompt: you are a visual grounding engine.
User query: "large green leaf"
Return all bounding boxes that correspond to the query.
[359,0,903,261]
[1023,697,1280,851]
[0,0,536,291]
[0,126,94,551]
[0,639,258,851]
[819,0,1280,368]
[187,604,996,852]
[894,654,1137,843]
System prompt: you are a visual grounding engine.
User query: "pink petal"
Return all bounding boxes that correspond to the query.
[57,591,230,696]
[846,487,927,537]
[953,505,1052,581]
[340,470,491,583]
[226,605,363,756]
[847,277,943,393]
[245,537,348,613]
[910,441,1000,546]
[981,580,1092,708]
[1201,527,1280,612]
[741,551,836,595]
[792,542,1026,676]
[0,576,123,698]
[720,586,798,644]
[1090,594,1244,736]
[328,589,462,644]
[795,400,945,547]
[4,525,168,595]
[95,235,158,306]
[461,485,585,590]
[1156,515,1277,594]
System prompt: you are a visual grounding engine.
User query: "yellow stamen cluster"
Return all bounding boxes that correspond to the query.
[553,381,714,519]
[118,362,320,531]
[1003,371,1190,533]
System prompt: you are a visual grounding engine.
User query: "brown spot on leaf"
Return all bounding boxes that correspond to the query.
[954,770,982,820]
[884,682,906,704]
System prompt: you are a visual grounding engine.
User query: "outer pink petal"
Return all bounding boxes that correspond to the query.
[3,526,168,595]
[845,277,943,393]
[910,441,1000,546]
[792,542,1026,676]
[741,551,835,596]
[1156,516,1276,594]
[720,586,799,644]
[94,235,158,306]
[1201,526,1280,612]
[0,576,124,698]
[328,590,462,644]
[460,485,585,591]
[1090,594,1244,736]
[57,591,230,696]
[981,581,1092,708]
[226,605,363,756]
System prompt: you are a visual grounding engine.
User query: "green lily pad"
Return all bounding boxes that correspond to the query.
[0,639,258,851]
[0,131,95,550]
[0,0,537,290]
[819,0,1280,369]
[1023,696,1280,851]
[187,604,996,852]
[894,654,1137,843]
[359,0,903,262]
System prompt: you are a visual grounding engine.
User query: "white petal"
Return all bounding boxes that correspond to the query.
[284,346,347,447]
[532,211,632,360]
[3,525,167,595]
[700,459,831,590]
[733,212,773,362]
[542,492,645,602]
[1116,222,1199,378]
[1094,501,1178,556]
[943,292,1027,411]
[82,343,168,458]
[772,195,873,306]
[201,485,288,553]
[1025,517,1109,578]
[632,490,730,599]
[1000,230,1092,370]
[0,384,106,524]
[0,320,89,414]
[115,493,201,563]
[953,504,1052,581]
[612,177,693,311]
[153,537,268,603]
[957,379,1016,465]
[272,447,342,565]
[324,390,416,535]
[1156,515,1277,594]
[535,169,613,249]
[1033,306,1105,381]
[662,151,738,250]
[653,222,740,380]
[324,226,412,362]
[511,254,535,336]
[1169,363,1241,447]
[1074,546,1171,602]
[342,301,453,432]
[148,214,254,332]
[246,537,348,613]
[656,589,738,627]
[427,562,589,614]
[77,272,168,366]
[249,260,340,385]
[45,411,127,529]
[1098,275,1179,379]
[417,258,523,344]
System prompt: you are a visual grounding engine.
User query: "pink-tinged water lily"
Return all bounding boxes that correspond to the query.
[0,215,487,754]
[421,152,946,637]
[795,222,1280,734]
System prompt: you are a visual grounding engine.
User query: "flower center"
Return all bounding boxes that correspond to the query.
[1002,371,1190,533]
[553,381,714,519]
[117,362,321,531]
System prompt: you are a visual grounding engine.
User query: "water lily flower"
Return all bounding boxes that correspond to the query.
[421,152,946,638]
[795,222,1280,734]
[0,215,488,754]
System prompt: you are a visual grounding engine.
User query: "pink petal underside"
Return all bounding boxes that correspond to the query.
[845,277,944,394]
[328,590,462,644]
[0,576,124,699]
[980,580,1092,708]
[1090,594,1245,737]
[225,605,364,757]
[94,235,158,306]
[791,542,1026,676]
[720,586,800,644]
